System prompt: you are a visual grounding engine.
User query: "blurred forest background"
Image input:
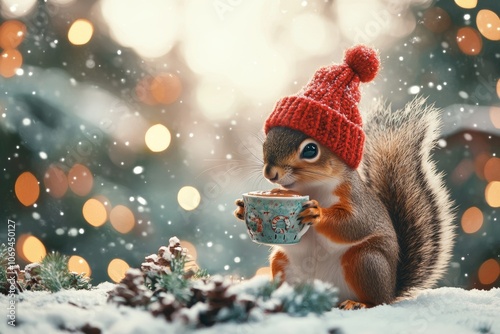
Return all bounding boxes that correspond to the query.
[0,0,499,288]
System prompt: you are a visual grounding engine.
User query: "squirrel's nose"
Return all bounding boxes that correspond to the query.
[263,165,279,182]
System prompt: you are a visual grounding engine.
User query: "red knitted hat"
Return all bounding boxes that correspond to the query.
[264,45,380,169]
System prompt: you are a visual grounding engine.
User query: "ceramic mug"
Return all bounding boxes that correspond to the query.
[242,192,310,245]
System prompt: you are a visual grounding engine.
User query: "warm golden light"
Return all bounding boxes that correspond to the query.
[82,198,107,227]
[0,20,26,49]
[476,10,500,41]
[478,259,499,285]
[109,205,135,233]
[15,171,39,206]
[485,181,500,207]
[68,164,93,196]
[497,80,500,99]
[456,27,483,55]
[484,157,500,182]
[68,255,91,277]
[150,73,182,105]
[255,267,272,277]
[177,186,201,211]
[19,235,47,263]
[135,76,158,105]
[490,106,500,129]
[44,165,68,199]
[461,207,483,234]
[93,195,112,216]
[68,19,94,45]
[0,48,22,78]
[454,0,477,9]
[107,258,129,283]
[180,240,197,261]
[145,124,171,152]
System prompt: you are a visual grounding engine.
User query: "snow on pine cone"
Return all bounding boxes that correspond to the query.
[141,237,189,275]
[107,268,152,307]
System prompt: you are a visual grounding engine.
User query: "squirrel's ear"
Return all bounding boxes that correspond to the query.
[298,139,321,163]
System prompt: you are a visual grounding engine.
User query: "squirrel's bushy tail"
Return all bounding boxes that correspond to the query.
[360,97,455,298]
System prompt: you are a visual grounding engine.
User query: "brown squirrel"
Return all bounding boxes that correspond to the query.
[234,45,455,310]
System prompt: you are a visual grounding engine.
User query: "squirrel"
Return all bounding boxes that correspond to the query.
[234,45,455,310]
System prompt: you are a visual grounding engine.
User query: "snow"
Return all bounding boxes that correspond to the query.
[0,283,498,334]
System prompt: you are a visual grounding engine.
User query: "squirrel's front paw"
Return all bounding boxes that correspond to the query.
[234,199,245,220]
[298,200,321,226]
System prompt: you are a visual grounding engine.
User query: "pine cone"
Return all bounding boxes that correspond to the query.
[149,292,182,321]
[107,268,152,307]
[23,262,43,291]
[3,264,23,294]
[141,237,189,276]
[199,275,237,326]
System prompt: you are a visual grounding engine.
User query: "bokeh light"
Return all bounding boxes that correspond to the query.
[478,259,500,285]
[145,124,171,152]
[485,181,500,207]
[109,205,135,233]
[0,0,36,18]
[490,106,500,129]
[68,164,93,196]
[100,0,178,58]
[107,258,129,283]
[0,48,22,78]
[456,27,483,55]
[476,10,500,41]
[67,19,94,46]
[44,165,68,199]
[460,206,483,234]
[68,255,91,277]
[177,186,201,211]
[196,76,236,120]
[422,7,451,33]
[0,20,26,49]
[484,157,500,182]
[289,13,332,55]
[255,267,272,277]
[15,171,39,206]
[17,235,47,263]
[180,240,197,261]
[150,73,182,105]
[454,0,477,9]
[82,198,108,227]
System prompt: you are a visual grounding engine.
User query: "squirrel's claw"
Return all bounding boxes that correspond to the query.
[338,300,369,310]
[298,200,321,226]
[234,199,245,221]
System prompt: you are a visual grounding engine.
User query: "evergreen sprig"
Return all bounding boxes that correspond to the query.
[0,244,8,294]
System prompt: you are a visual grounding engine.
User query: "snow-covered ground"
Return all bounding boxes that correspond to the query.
[1,282,498,334]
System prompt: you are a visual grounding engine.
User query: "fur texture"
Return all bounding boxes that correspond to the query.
[243,97,456,306]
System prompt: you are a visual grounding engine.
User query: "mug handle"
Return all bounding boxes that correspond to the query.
[296,224,310,239]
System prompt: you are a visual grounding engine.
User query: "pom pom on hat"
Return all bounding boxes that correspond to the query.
[264,45,380,169]
[344,45,380,83]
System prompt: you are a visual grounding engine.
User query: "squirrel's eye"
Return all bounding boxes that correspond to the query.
[301,143,318,160]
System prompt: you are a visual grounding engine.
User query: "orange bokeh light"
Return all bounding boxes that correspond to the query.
[68,255,92,277]
[497,80,500,99]
[107,258,129,283]
[461,207,483,234]
[15,171,40,206]
[17,234,46,263]
[0,20,26,50]
[478,259,500,285]
[454,0,477,9]
[485,181,500,207]
[476,10,500,41]
[109,205,135,233]
[484,157,500,182]
[180,240,197,261]
[422,7,451,33]
[0,48,22,78]
[136,73,182,105]
[68,164,93,196]
[44,165,68,199]
[255,267,272,277]
[490,106,500,129]
[82,198,108,227]
[456,27,483,56]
